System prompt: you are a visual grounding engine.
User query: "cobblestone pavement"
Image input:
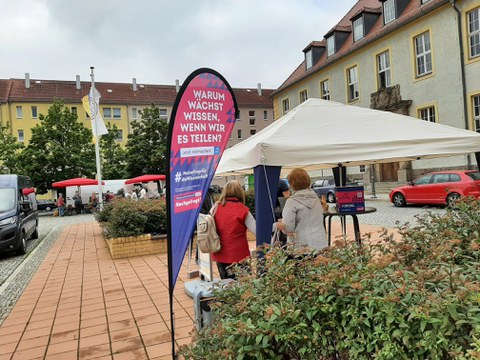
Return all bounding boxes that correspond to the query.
[0,212,94,325]
[359,196,445,228]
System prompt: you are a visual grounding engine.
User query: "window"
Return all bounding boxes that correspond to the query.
[17,130,24,142]
[250,129,256,136]
[16,106,23,119]
[327,36,335,56]
[473,95,480,132]
[282,98,290,115]
[31,106,38,119]
[160,109,168,119]
[347,66,359,102]
[236,110,241,120]
[419,106,436,123]
[432,174,450,183]
[115,129,123,141]
[263,110,268,120]
[249,110,255,126]
[383,0,396,24]
[103,108,112,118]
[414,174,432,185]
[237,129,242,139]
[468,8,480,59]
[320,80,330,100]
[113,108,121,119]
[299,90,308,103]
[353,17,364,41]
[414,31,432,77]
[132,107,137,119]
[377,50,391,89]
[71,107,77,116]
[421,0,432,3]
[305,49,313,69]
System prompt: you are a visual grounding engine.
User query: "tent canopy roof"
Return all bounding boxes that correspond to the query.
[52,178,103,188]
[216,98,480,175]
[125,174,166,185]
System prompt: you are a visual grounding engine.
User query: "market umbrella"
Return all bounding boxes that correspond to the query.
[52,178,104,187]
[124,174,166,184]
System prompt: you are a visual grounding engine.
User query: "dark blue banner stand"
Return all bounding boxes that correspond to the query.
[253,165,281,247]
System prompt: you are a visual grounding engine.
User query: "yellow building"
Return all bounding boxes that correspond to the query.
[0,75,274,150]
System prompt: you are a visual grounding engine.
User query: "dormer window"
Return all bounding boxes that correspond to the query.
[327,36,335,56]
[383,0,396,24]
[353,17,364,41]
[305,49,313,69]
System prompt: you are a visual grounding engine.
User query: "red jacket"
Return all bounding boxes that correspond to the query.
[211,198,251,264]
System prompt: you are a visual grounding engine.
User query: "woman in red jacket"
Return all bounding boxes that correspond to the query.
[211,180,256,279]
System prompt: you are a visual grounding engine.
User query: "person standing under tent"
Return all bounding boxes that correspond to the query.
[73,191,82,214]
[211,180,256,279]
[275,168,327,251]
[56,193,66,217]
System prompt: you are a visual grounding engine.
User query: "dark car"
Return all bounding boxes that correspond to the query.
[311,176,361,203]
[389,170,480,207]
[36,199,58,212]
[0,175,39,255]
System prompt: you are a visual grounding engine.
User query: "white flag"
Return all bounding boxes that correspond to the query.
[83,86,108,137]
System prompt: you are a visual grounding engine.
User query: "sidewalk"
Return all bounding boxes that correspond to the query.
[0,220,396,360]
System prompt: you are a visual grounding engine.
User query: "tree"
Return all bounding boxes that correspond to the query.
[124,105,169,177]
[17,99,96,194]
[0,122,23,174]
[100,123,127,180]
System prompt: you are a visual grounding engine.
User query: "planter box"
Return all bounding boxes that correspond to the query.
[105,233,168,259]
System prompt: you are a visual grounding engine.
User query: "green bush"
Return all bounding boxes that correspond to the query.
[245,189,255,217]
[95,199,167,238]
[180,198,480,359]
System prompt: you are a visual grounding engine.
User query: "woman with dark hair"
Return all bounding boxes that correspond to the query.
[211,180,256,279]
[275,168,327,250]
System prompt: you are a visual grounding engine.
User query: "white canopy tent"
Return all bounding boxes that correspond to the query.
[216,98,480,175]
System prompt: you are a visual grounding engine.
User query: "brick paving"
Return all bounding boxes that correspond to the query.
[0,218,399,359]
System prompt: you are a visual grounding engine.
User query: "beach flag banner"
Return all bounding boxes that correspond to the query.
[166,68,238,290]
[82,86,108,137]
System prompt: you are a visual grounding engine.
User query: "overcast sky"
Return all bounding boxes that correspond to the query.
[0,0,356,89]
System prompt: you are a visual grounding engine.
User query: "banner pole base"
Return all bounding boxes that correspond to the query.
[187,270,200,279]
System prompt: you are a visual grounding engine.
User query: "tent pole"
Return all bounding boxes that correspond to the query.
[253,165,280,248]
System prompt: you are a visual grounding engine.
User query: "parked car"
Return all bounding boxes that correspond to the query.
[389,170,480,207]
[311,177,360,203]
[36,199,57,212]
[0,175,38,255]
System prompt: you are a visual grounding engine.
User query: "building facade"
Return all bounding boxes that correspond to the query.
[0,76,274,150]
[272,0,480,184]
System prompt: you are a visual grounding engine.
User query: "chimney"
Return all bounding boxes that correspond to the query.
[257,83,262,96]
[25,73,30,89]
[75,75,81,90]
[132,78,137,91]
[175,79,180,93]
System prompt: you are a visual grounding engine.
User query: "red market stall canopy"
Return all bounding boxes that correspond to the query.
[124,174,166,185]
[52,178,104,188]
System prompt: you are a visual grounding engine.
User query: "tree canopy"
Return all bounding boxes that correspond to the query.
[100,123,128,180]
[0,122,23,174]
[17,99,96,193]
[124,105,169,177]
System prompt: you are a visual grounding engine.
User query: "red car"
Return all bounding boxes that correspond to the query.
[389,170,480,207]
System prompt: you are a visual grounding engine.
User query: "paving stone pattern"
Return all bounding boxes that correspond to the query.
[0,214,95,325]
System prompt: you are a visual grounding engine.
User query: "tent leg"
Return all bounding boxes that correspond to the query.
[253,165,281,248]
[333,165,347,186]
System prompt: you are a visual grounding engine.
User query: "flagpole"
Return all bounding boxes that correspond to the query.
[90,66,104,210]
